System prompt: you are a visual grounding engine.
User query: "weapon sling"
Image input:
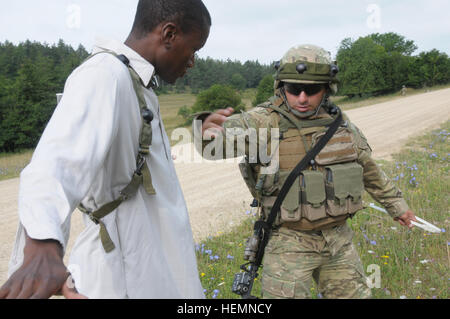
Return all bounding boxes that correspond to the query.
[237,107,343,299]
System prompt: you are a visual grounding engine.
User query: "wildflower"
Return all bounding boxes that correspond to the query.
[368,250,375,254]
[212,289,220,299]
[201,273,206,277]
[245,210,251,215]
[381,255,389,259]
[317,293,323,299]
[226,254,234,260]
[399,295,407,299]
[370,240,377,246]
[430,153,438,158]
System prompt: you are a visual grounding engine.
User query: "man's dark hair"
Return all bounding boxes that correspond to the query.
[131,0,211,38]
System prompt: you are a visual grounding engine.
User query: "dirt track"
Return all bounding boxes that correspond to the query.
[1,88,449,284]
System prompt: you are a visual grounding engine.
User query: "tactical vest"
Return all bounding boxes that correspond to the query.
[240,99,364,231]
[76,50,157,253]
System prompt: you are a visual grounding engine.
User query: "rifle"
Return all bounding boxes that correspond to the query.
[232,107,343,299]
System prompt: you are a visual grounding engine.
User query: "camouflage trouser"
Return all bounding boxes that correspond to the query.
[262,226,372,299]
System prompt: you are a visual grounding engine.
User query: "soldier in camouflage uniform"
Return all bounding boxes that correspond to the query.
[194,44,417,299]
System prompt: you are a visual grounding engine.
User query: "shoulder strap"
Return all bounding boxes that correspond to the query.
[77,51,156,253]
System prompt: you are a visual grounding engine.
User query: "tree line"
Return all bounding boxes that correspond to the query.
[336,33,450,97]
[158,57,274,94]
[0,40,89,152]
[1,33,449,152]
[0,40,272,152]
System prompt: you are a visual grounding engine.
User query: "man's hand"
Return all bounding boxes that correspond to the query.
[62,275,88,299]
[0,232,69,299]
[395,210,417,229]
[202,107,234,139]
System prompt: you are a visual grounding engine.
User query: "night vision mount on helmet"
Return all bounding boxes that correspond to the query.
[274,44,340,94]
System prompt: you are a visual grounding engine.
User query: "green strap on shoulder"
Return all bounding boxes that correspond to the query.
[77,50,157,253]
[128,67,156,195]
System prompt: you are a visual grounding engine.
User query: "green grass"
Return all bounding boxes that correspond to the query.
[195,121,449,299]
[0,150,34,181]
[158,92,197,142]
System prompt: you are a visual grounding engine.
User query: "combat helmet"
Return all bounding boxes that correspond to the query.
[274,44,339,94]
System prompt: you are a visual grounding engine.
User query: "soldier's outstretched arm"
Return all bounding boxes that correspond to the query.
[194,107,272,161]
[350,122,417,228]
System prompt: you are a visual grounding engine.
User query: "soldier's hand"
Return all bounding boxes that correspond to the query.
[202,107,234,139]
[0,233,69,299]
[395,210,417,229]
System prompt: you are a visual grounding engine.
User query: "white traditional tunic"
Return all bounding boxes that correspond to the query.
[8,38,205,299]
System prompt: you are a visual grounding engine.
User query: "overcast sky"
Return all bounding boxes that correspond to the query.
[1,0,449,64]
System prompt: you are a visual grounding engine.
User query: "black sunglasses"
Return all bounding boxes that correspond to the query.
[284,83,325,96]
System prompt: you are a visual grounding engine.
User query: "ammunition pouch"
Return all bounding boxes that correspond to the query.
[276,161,363,230]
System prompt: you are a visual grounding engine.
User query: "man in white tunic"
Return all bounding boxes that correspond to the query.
[0,0,211,299]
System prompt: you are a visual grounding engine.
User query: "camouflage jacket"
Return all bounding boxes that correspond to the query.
[194,98,410,220]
